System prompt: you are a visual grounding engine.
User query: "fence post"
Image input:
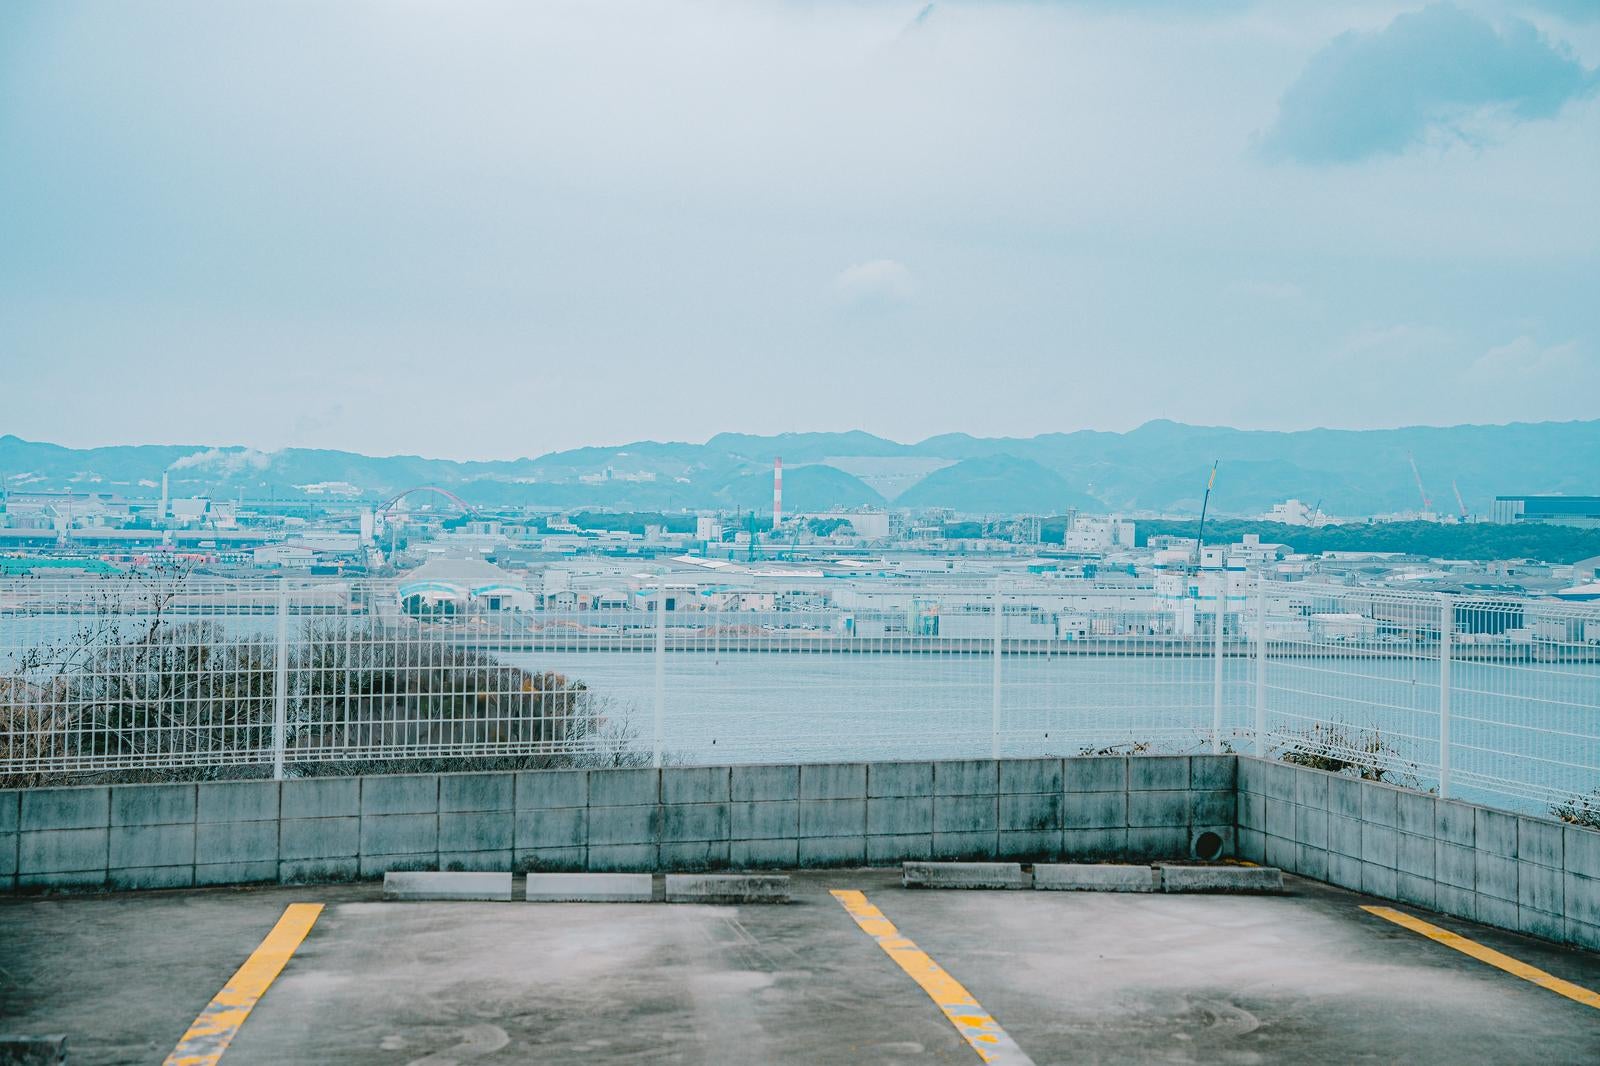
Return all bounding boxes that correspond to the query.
[1254,577,1267,757]
[653,588,665,769]
[991,580,1003,760]
[271,579,289,780]
[1212,581,1225,754]
[1438,594,1452,800]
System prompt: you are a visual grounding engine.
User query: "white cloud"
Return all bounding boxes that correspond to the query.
[1469,335,1584,379]
[2,3,1596,452]
[1330,323,1455,367]
[1262,4,1598,164]
[834,259,916,308]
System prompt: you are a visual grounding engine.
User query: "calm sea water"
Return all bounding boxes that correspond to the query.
[511,649,1598,813]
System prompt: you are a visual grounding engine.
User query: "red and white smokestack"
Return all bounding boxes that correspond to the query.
[772,457,783,530]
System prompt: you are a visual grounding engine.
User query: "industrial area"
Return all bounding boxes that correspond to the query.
[3,455,1599,640]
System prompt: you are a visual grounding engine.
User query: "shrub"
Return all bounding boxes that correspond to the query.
[1277,721,1423,789]
[1,574,637,787]
[1552,790,1600,830]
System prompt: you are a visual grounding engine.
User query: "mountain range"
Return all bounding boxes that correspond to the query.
[3,419,1598,517]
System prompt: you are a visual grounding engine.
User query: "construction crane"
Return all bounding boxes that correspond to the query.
[1310,498,1323,528]
[1407,452,1431,514]
[1194,461,1219,566]
[1452,480,1469,520]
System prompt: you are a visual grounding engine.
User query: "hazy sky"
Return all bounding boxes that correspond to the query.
[3,1,1597,460]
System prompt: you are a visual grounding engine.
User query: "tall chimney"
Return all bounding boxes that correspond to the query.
[772,457,783,530]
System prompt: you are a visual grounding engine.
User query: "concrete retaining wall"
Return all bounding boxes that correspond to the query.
[4,753,1592,955]
[1235,755,1599,951]
[0,755,1231,892]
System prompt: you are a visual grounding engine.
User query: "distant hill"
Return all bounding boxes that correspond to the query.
[3,418,1598,516]
[896,456,1099,514]
[704,431,908,462]
[713,464,885,513]
[1129,459,1365,515]
[959,419,1600,515]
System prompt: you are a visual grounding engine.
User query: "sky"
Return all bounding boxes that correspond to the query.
[2,1,1597,460]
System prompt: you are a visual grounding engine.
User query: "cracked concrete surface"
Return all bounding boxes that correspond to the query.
[1,871,1597,1064]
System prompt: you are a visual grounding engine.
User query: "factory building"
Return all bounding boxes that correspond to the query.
[397,557,537,614]
[1490,495,1600,527]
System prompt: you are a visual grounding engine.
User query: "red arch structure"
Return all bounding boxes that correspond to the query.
[377,485,477,517]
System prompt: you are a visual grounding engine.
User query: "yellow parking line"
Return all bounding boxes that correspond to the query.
[831,889,1034,1065]
[1362,905,1600,1010]
[164,902,325,1066]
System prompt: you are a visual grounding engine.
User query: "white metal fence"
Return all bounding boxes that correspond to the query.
[1255,585,1600,812]
[2,574,1596,815]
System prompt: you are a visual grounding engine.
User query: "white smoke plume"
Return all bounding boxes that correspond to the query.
[167,448,276,475]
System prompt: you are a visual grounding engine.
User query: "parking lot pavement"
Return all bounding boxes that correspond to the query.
[2,871,1597,1065]
[863,875,1600,1064]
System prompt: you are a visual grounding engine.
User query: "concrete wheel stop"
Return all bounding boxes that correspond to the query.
[0,1035,68,1066]
[902,861,1283,893]
[665,874,791,903]
[902,862,1028,889]
[382,871,514,901]
[525,873,654,902]
[381,870,791,904]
